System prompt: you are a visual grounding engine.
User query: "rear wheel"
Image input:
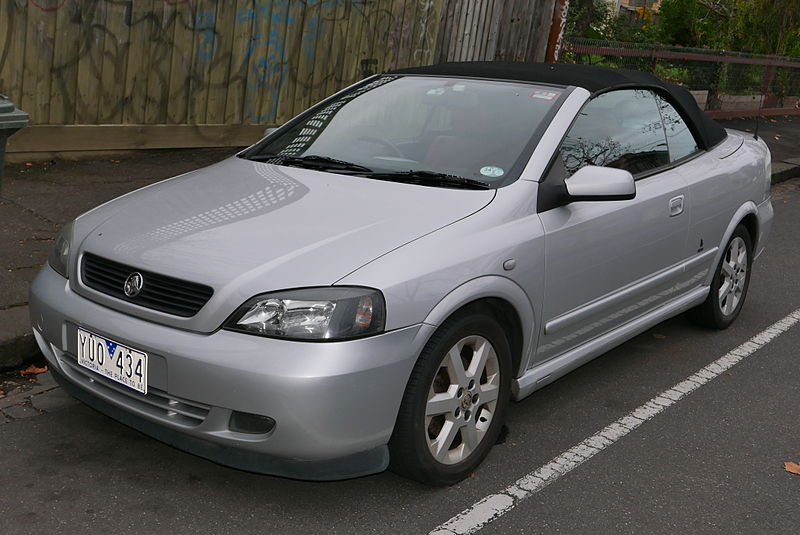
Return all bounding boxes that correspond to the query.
[687,224,752,329]
[389,309,512,486]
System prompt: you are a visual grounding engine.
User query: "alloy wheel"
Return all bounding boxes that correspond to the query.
[425,335,500,465]
[718,236,748,316]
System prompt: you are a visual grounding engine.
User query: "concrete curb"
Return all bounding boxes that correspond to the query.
[0,306,38,372]
[773,161,800,184]
[0,335,38,372]
[1,167,798,372]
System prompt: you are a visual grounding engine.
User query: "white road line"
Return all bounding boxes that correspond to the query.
[430,308,800,535]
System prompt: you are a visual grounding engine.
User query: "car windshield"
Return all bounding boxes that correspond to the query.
[242,75,564,188]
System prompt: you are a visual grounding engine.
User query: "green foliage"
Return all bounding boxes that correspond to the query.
[574,0,800,58]
[565,0,616,39]
[654,64,691,85]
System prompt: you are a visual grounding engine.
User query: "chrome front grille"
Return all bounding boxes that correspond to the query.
[81,253,213,317]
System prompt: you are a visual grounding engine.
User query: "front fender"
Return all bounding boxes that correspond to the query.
[421,275,536,377]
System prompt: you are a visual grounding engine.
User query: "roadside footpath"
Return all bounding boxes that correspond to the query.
[0,116,799,376]
[0,147,235,373]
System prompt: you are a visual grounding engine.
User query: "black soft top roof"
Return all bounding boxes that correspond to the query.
[389,61,727,150]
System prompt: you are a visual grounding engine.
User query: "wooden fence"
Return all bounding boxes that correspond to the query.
[0,0,562,154]
[435,0,558,63]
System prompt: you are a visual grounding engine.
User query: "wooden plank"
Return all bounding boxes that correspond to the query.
[509,0,527,62]
[275,2,307,124]
[122,0,152,124]
[0,0,14,96]
[308,1,338,104]
[485,0,502,61]
[49,1,80,124]
[393,0,414,69]
[223,0,254,125]
[532,0,557,62]
[7,124,273,153]
[293,0,322,112]
[407,0,424,67]
[205,0,236,124]
[462,0,478,62]
[391,0,411,68]
[449,0,466,61]
[36,5,57,124]
[475,0,493,61]
[165,2,194,124]
[323,0,351,97]
[20,1,44,122]
[75,2,107,124]
[98,1,131,123]
[244,0,277,124]
[515,0,534,62]
[494,0,516,61]
[144,2,168,124]
[341,0,367,83]
[188,0,216,124]
[378,0,397,71]
[411,0,441,65]
[472,0,488,60]
[433,0,455,64]
[258,0,285,123]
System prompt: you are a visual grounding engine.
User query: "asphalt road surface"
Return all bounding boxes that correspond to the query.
[1,179,798,535]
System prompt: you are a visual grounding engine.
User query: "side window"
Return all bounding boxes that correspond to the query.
[654,93,700,162]
[559,89,670,177]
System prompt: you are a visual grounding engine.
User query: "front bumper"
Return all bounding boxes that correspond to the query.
[30,264,433,480]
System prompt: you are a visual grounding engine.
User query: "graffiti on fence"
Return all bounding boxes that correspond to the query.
[0,0,442,125]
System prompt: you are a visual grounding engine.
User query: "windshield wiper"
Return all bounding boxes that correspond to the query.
[243,153,373,173]
[359,169,492,190]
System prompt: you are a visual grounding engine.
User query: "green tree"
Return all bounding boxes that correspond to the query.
[566,0,615,39]
[648,0,800,56]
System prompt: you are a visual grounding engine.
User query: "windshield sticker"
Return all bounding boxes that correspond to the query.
[426,88,446,96]
[452,84,466,92]
[480,166,505,178]
[530,90,558,100]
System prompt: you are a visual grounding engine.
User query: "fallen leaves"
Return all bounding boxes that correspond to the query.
[19,364,48,376]
[784,462,800,476]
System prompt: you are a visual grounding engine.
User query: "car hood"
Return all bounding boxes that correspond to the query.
[72,156,495,331]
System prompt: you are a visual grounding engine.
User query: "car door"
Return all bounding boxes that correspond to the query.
[532,89,693,365]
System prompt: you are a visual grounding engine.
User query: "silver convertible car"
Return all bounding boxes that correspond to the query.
[30,62,772,485]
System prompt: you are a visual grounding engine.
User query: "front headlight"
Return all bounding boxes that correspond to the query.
[224,287,386,341]
[48,221,74,278]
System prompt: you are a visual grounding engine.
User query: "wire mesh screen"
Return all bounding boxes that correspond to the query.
[560,38,800,117]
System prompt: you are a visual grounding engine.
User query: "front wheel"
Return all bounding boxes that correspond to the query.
[389,309,512,485]
[687,224,753,329]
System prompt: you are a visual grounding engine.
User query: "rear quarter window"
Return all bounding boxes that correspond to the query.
[559,89,670,177]
[654,92,700,162]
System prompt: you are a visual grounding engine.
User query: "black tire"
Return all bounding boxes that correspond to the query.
[687,224,753,329]
[389,307,512,486]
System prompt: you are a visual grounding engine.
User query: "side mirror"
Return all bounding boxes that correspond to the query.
[564,165,636,202]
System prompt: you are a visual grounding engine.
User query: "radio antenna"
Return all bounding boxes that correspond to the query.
[754,113,759,140]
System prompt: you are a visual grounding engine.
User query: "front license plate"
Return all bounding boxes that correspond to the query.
[77,328,148,394]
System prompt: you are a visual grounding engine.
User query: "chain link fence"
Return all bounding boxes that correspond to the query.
[560,37,800,118]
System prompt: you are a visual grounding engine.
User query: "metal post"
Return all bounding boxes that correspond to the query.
[545,0,570,63]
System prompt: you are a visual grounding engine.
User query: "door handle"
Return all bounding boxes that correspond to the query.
[669,195,684,217]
